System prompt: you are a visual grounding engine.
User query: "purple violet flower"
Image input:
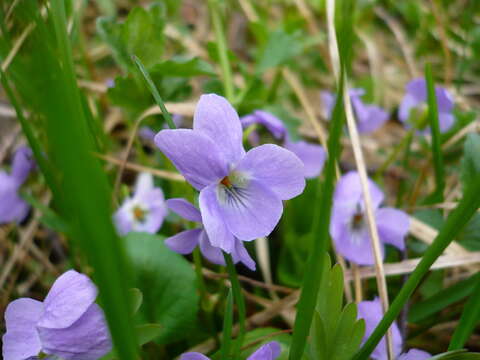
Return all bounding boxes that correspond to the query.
[165,198,256,270]
[240,110,326,179]
[321,88,389,134]
[330,171,409,266]
[398,78,454,134]
[114,172,167,235]
[155,94,305,253]
[358,298,430,360]
[0,146,35,225]
[180,341,281,360]
[2,270,112,360]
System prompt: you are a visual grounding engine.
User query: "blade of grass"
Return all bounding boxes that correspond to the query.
[408,272,480,323]
[132,55,176,130]
[208,0,234,102]
[221,288,234,360]
[353,175,480,360]
[10,2,139,359]
[448,275,480,350]
[224,253,246,360]
[425,63,445,203]
[288,70,346,360]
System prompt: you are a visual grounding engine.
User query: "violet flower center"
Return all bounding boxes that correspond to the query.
[132,204,148,222]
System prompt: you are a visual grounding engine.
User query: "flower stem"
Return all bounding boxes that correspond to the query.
[208,0,235,102]
[223,252,246,359]
[193,247,209,308]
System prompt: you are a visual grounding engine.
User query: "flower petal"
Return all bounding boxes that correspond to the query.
[320,90,335,119]
[352,97,388,134]
[38,303,112,360]
[436,86,454,113]
[406,78,427,102]
[155,129,228,190]
[235,144,305,200]
[12,146,34,184]
[39,270,97,329]
[167,198,201,222]
[439,112,455,133]
[193,94,245,164]
[398,349,431,360]
[218,179,283,241]
[165,229,202,255]
[198,230,226,266]
[376,207,409,251]
[0,172,29,225]
[134,172,154,198]
[180,353,210,360]
[2,298,43,360]
[199,184,236,253]
[113,200,134,236]
[248,341,281,360]
[333,171,384,214]
[398,93,419,124]
[357,298,402,360]
[330,213,381,266]
[284,140,326,178]
[231,239,256,271]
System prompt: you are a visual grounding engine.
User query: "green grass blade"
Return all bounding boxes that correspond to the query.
[12,2,140,359]
[425,63,445,202]
[132,55,176,129]
[408,272,480,323]
[220,288,234,360]
[448,275,480,350]
[353,176,480,360]
[288,70,346,360]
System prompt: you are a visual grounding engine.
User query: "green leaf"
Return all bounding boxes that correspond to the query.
[220,289,234,359]
[460,133,480,191]
[311,255,365,360]
[124,232,199,345]
[121,4,165,68]
[150,57,216,77]
[255,30,304,74]
[129,288,143,315]
[136,324,163,346]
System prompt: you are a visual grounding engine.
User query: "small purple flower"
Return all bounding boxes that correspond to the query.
[330,171,409,266]
[321,89,389,134]
[114,172,167,235]
[155,94,305,253]
[398,78,454,134]
[240,110,326,179]
[358,298,430,360]
[0,146,35,225]
[165,198,256,270]
[180,341,281,360]
[2,270,112,360]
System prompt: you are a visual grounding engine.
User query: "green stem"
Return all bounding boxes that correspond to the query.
[221,289,234,360]
[288,70,346,360]
[193,247,209,309]
[223,253,246,359]
[448,276,480,350]
[395,133,413,208]
[132,55,176,130]
[425,63,445,202]
[208,0,235,102]
[353,176,480,360]
[374,130,413,181]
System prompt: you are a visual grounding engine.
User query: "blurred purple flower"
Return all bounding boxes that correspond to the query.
[114,172,167,235]
[180,341,281,360]
[330,171,409,265]
[358,298,430,360]
[240,110,326,179]
[0,146,35,225]
[398,78,454,134]
[321,88,388,133]
[155,94,305,253]
[2,270,111,360]
[165,198,255,270]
